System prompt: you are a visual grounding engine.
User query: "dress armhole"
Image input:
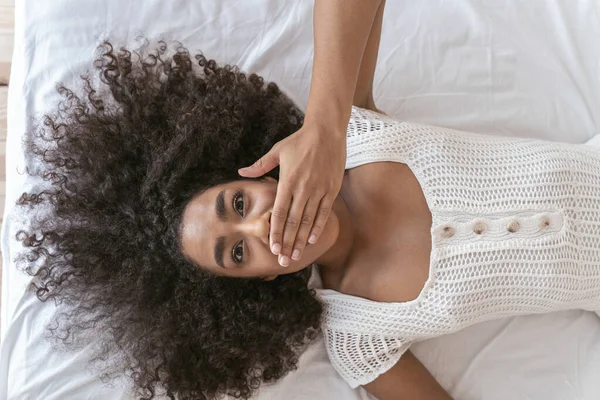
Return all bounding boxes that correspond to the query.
[345,106,410,170]
[347,105,401,139]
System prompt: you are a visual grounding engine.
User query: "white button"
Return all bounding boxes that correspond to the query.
[539,216,551,229]
[440,226,455,238]
[472,221,486,235]
[507,220,520,233]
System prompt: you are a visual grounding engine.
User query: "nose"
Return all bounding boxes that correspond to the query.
[239,212,271,246]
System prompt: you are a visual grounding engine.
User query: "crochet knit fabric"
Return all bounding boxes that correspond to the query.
[314,106,600,387]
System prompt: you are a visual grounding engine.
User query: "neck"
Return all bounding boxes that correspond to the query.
[314,193,355,287]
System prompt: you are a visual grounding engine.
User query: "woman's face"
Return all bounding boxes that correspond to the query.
[179,176,340,280]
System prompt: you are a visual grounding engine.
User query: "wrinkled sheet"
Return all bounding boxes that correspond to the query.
[1,0,600,399]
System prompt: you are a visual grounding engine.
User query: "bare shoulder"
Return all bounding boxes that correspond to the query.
[338,241,430,304]
[337,259,424,304]
[342,268,426,304]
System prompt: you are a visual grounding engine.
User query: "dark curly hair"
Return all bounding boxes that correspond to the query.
[14,40,323,399]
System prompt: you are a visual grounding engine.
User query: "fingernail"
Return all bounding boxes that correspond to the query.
[309,235,317,244]
[279,255,290,267]
[271,243,281,255]
[292,249,300,260]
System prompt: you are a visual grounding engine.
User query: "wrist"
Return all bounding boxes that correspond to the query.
[303,112,348,139]
[304,102,351,138]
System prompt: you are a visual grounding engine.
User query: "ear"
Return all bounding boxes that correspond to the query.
[261,176,277,184]
[263,275,278,281]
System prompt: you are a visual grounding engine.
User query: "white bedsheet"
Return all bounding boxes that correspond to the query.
[2,0,600,399]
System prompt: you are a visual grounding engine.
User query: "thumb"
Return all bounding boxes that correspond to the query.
[238,148,280,178]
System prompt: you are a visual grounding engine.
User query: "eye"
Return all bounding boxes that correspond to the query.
[231,189,245,265]
[232,190,245,216]
[231,241,244,264]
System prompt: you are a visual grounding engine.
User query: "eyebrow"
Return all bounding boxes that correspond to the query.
[214,190,227,268]
[214,236,226,269]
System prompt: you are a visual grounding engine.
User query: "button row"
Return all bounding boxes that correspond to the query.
[439,216,553,239]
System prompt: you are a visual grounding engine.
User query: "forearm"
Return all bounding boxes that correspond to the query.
[353,0,385,109]
[365,350,454,400]
[305,0,383,134]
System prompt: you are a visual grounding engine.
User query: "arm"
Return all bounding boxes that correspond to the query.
[240,0,386,267]
[305,0,384,133]
[353,0,385,111]
[364,350,454,400]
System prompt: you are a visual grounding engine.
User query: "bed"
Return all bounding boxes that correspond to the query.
[1,0,600,399]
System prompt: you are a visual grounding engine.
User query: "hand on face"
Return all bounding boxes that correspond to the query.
[179,177,340,280]
[237,122,347,267]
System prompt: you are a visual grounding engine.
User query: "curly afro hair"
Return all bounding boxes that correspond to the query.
[14,40,323,399]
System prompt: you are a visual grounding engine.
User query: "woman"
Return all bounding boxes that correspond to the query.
[16,5,600,400]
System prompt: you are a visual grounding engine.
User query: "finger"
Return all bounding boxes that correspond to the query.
[308,195,335,245]
[238,147,280,178]
[277,192,309,267]
[290,195,322,261]
[269,183,293,257]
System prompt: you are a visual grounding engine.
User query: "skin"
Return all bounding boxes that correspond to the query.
[238,0,385,269]
[179,176,355,282]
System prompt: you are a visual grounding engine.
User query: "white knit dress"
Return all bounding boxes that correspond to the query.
[312,106,600,388]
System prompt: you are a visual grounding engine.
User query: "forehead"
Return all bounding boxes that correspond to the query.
[180,179,260,271]
[183,185,219,229]
[179,184,224,270]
